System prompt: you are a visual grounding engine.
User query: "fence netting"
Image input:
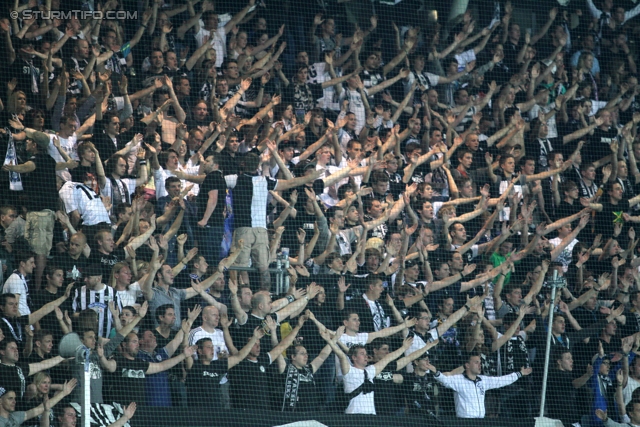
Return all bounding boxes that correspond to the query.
[1,0,640,426]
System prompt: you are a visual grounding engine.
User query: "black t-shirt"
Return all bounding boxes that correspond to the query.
[0,315,30,350]
[229,353,273,410]
[70,164,96,183]
[525,137,561,172]
[216,150,244,176]
[196,171,227,227]
[595,199,629,239]
[403,371,437,415]
[155,330,177,350]
[231,314,273,352]
[281,210,316,250]
[502,41,520,70]
[277,362,318,412]
[135,244,155,263]
[554,200,582,222]
[374,368,400,415]
[31,289,71,343]
[585,127,619,165]
[108,354,150,405]
[52,253,89,284]
[23,352,65,386]
[88,247,125,278]
[186,360,228,406]
[364,214,389,241]
[0,361,31,399]
[8,56,41,97]
[546,369,582,425]
[23,153,59,211]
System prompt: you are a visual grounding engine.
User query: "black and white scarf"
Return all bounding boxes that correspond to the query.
[2,317,22,342]
[500,335,529,375]
[282,362,313,411]
[3,128,23,191]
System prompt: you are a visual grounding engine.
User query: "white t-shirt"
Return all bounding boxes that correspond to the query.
[73,184,111,226]
[59,181,77,214]
[455,50,476,72]
[336,332,369,380]
[624,376,640,405]
[194,26,227,68]
[343,365,377,414]
[49,133,79,182]
[188,326,228,361]
[114,282,141,309]
[548,237,578,272]
[405,328,439,373]
[3,273,30,316]
[153,166,201,199]
[529,103,558,138]
[339,87,369,134]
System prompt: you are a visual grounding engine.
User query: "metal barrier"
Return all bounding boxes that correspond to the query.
[227,253,290,295]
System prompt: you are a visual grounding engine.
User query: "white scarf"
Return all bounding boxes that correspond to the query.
[3,127,23,191]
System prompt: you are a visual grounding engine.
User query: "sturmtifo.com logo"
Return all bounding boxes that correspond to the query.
[12,10,138,20]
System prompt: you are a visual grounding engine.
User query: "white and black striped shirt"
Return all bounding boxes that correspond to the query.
[72,285,115,338]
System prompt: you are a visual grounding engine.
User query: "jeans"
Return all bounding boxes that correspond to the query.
[170,379,187,407]
[315,355,336,407]
[196,225,224,265]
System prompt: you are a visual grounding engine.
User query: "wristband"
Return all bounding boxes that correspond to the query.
[138,160,147,165]
[286,295,295,303]
[464,304,471,310]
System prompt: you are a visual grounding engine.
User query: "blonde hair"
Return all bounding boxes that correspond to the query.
[32,372,51,396]
[7,91,27,114]
[109,261,131,288]
[365,237,385,251]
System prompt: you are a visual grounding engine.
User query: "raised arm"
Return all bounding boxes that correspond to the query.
[274,284,320,323]
[320,326,350,375]
[367,318,416,342]
[147,344,196,374]
[24,379,77,422]
[28,284,74,325]
[267,315,306,361]
[372,336,414,375]
[394,339,439,371]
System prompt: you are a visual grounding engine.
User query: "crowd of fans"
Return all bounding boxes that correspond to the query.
[4,0,640,425]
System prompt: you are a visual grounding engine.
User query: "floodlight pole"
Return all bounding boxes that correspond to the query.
[539,269,565,417]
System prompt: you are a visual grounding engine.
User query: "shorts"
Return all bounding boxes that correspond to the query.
[25,210,56,255]
[232,227,270,270]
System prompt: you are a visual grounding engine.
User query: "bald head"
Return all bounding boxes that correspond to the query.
[202,305,220,328]
[251,291,271,315]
